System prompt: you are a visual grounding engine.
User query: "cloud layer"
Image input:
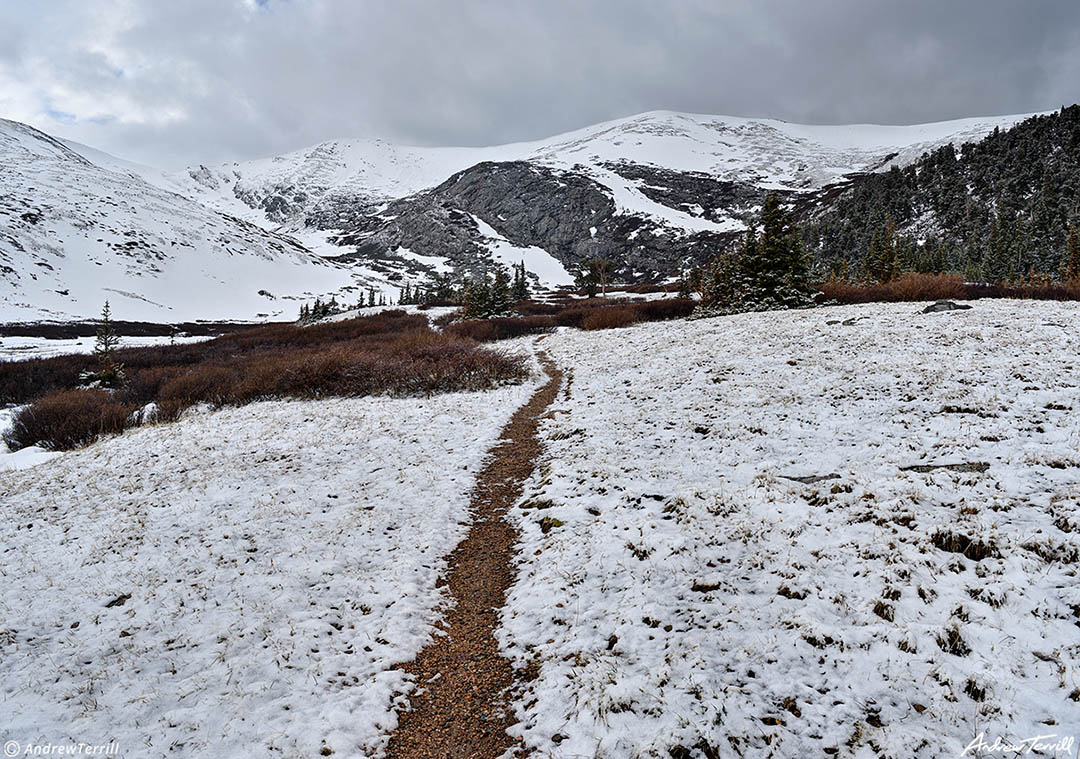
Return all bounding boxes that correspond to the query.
[2,0,1077,168]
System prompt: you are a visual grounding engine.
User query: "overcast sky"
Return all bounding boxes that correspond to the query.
[2,0,1078,168]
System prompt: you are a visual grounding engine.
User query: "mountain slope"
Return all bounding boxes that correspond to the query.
[804,106,1080,280]
[4,109,1048,323]
[171,111,1035,283]
[0,119,359,323]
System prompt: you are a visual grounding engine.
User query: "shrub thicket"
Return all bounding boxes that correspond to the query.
[3,310,528,451]
[445,316,556,342]
[818,273,1080,304]
[6,390,136,451]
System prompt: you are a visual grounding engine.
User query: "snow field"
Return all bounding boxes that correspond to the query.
[0,334,212,362]
[500,300,1080,758]
[0,377,539,758]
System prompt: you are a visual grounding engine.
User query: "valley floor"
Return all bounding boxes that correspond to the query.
[1,300,1078,758]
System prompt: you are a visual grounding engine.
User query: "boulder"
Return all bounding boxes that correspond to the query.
[922,300,972,314]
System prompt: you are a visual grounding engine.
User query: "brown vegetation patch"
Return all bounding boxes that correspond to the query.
[819,273,1080,305]
[444,315,556,342]
[3,311,528,451]
[931,529,999,562]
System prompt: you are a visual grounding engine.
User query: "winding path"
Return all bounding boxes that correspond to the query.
[386,351,563,759]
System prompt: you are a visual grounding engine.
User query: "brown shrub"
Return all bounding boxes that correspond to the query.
[431,309,462,328]
[819,273,1080,305]
[444,316,556,342]
[5,389,136,451]
[157,365,239,418]
[819,274,967,304]
[581,306,640,331]
[513,299,562,316]
[3,311,529,451]
[633,298,696,322]
[553,298,621,328]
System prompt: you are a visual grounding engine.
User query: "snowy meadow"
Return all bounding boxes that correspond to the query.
[502,300,1080,757]
[0,380,538,757]
[1,300,1077,758]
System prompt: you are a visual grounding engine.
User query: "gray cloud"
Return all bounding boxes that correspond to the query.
[1,0,1077,168]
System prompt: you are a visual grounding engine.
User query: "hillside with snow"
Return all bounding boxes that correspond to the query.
[1,109,1044,323]
[0,119,360,323]
[178,111,1031,220]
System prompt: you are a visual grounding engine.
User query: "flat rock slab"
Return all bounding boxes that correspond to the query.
[922,300,973,313]
[900,462,990,474]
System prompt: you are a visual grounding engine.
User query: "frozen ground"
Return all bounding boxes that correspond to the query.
[0,377,538,758]
[501,300,1080,758]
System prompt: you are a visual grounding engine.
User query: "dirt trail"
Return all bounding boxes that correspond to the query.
[385,351,562,759]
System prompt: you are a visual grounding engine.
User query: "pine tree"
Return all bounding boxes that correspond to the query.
[462,275,494,319]
[575,258,612,298]
[698,250,747,313]
[738,194,811,308]
[491,268,513,315]
[677,270,693,300]
[866,217,900,283]
[88,301,123,387]
[431,273,456,303]
[512,262,529,300]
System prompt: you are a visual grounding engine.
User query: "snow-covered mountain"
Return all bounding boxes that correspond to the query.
[2,110,1037,322]
[0,119,361,323]
[167,110,1034,285]
[181,111,1030,218]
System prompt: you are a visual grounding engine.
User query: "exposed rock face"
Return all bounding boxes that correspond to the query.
[603,162,764,224]
[323,161,755,280]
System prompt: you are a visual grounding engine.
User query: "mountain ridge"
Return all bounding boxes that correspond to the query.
[2,108,1057,322]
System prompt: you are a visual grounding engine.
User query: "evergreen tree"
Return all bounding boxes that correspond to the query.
[491,268,513,315]
[511,261,530,300]
[677,269,694,300]
[430,273,456,303]
[866,216,900,283]
[86,301,124,387]
[575,258,613,298]
[697,250,747,313]
[740,194,812,308]
[462,275,494,319]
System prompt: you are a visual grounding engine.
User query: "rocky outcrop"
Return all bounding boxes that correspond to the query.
[323,161,753,281]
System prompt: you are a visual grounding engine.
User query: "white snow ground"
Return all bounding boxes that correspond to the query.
[501,300,1080,758]
[0,334,212,362]
[0,379,538,758]
[1,301,1077,758]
